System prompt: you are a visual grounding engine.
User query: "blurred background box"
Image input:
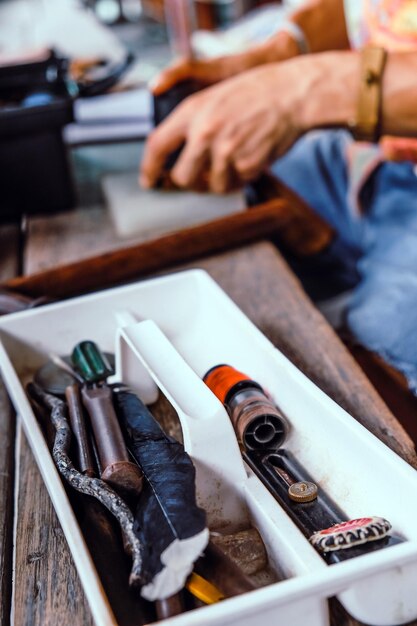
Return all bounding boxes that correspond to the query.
[0,51,75,223]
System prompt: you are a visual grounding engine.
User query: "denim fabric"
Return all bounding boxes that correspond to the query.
[271,130,417,393]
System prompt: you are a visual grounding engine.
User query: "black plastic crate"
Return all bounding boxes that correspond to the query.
[0,52,76,223]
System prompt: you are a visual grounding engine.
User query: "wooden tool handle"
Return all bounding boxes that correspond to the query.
[65,384,95,477]
[81,386,143,497]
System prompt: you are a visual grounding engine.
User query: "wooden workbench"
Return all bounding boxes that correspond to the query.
[1,205,417,626]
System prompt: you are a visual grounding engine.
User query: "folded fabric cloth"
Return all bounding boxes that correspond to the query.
[272,130,417,394]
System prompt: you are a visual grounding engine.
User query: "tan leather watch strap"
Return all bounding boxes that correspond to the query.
[350,46,387,143]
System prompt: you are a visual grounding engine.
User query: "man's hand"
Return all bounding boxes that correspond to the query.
[140,53,358,193]
[151,55,253,96]
[150,32,300,96]
[142,62,306,192]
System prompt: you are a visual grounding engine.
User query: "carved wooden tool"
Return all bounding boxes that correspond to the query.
[3,197,333,302]
[246,172,333,256]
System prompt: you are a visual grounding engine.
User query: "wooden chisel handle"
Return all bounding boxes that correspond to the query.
[81,385,143,497]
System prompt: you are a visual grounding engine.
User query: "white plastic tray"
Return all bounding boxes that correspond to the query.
[1,269,417,626]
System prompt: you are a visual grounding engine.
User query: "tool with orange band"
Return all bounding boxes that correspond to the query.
[203,364,289,451]
[203,364,403,564]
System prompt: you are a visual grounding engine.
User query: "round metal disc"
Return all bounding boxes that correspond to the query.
[288,481,318,503]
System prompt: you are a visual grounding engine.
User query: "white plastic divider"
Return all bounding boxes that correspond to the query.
[117,318,249,530]
[115,317,331,626]
[114,316,417,626]
[112,310,159,405]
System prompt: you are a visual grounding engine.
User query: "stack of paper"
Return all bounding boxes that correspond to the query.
[64,87,153,146]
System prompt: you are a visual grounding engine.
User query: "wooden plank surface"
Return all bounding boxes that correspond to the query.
[12,212,96,626]
[12,429,95,626]
[0,382,15,626]
[0,223,19,626]
[10,206,417,626]
[24,206,126,270]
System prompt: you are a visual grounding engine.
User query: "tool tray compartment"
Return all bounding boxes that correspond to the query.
[1,269,417,626]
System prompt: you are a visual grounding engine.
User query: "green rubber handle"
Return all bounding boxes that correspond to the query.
[71,340,114,383]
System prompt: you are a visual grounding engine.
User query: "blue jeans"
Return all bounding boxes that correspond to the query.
[272,130,417,393]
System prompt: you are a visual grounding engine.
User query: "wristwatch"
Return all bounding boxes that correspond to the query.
[349,46,387,143]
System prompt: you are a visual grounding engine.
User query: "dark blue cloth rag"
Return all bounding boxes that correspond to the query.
[271,130,417,394]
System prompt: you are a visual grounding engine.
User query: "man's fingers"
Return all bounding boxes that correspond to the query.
[233,144,270,182]
[150,60,192,96]
[170,134,210,189]
[142,61,291,190]
[209,139,235,193]
[150,57,235,96]
[140,115,188,188]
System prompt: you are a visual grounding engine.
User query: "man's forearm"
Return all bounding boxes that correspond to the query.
[382,52,417,137]
[299,50,417,139]
[297,51,359,132]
